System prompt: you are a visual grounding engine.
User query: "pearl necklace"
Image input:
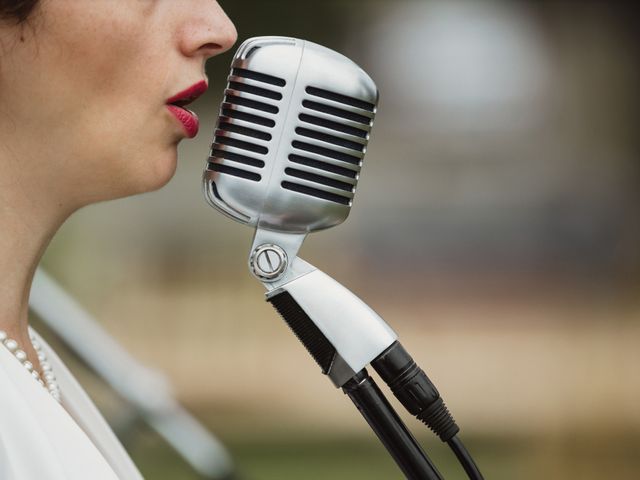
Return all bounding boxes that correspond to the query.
[0,328,61,403]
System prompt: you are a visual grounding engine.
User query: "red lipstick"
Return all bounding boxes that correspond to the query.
[166,80,208,138]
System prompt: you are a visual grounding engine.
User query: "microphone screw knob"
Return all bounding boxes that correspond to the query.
[250,244,288,281]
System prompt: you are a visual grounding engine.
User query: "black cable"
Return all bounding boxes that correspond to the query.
[371,342,485,480]
[268,289,481,479]
[267,293,443,479]
[447,436,484,480]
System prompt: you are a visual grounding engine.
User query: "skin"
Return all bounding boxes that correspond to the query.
[0,0,236,377]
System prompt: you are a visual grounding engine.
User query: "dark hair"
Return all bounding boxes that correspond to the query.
[0,0,39,23]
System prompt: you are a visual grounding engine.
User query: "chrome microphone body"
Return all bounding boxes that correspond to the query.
[203,36,396,388]
[203,36,375,234]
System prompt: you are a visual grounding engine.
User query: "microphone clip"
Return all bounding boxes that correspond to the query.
[247,228,397,388]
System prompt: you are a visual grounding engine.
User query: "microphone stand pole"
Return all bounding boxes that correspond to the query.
[257,256,442,478]
[343,370,443,480]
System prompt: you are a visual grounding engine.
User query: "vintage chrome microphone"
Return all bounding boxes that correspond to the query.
[203,36,483,480]
[203,36,395,387]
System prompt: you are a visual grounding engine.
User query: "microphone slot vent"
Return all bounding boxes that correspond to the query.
[285,168,354,192]
[225,94,279,114]
[210,149,265,168]
[216,136,269,155]
[292,140,360,165]
[288,154,357,179]
[232,68,286,87]
[219,122,272,141]
[305,86,375,112]
[302,100,371,125]
[281,181,351,206]
[295,127,364,152]
[229,81,283,101]
[299,114,367,138]
[208,162,261,182]
[222,108,275,128]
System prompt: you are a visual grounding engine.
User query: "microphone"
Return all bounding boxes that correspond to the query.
[203,36,393,388]
[203,36,376,236]
[202,37,482,480]
[203,33,459,440]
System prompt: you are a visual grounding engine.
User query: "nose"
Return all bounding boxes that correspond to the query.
[179,0,237,60]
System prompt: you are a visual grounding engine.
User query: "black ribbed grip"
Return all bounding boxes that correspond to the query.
[417,399,459,441]
[268,291,336,374]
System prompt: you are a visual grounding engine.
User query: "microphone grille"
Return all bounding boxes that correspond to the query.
[283,85,375,206]
[207,67,287,183]
[204,36,378,232]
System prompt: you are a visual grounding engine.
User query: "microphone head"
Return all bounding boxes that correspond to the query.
[203,36,378,234]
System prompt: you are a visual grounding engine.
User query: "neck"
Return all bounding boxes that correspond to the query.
[0,145,74,350]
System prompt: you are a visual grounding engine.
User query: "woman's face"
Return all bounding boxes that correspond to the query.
[0,0,236,207]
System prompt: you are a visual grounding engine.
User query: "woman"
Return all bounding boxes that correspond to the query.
[0,0,236,478]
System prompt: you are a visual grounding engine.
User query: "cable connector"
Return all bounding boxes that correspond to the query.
[372,342,459,441]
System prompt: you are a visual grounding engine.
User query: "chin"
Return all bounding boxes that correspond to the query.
[110,147,179,200]
[140,148,179,193]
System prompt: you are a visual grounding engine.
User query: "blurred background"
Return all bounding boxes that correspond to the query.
[35,0,640,479]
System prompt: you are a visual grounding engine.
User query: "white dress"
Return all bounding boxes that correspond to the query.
[0,330,144,479]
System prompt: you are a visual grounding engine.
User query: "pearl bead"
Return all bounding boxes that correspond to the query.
[1,330,61,404]
[4,339,18,352]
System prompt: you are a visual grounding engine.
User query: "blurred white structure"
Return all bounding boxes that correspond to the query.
[363,0,550,131]
[30,268,234,480]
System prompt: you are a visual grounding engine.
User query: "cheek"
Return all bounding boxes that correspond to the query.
[79,59,179,195]
[19,1,180,202]
[41,4,169,142]
[47,44,177,195]
[51,100,177,204]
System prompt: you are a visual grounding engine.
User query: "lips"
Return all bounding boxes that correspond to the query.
[166,80,208,138]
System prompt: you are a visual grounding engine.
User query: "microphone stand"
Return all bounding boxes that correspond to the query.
[249,230,443,479]
[343,370,443,480]
[268,288,442,480]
